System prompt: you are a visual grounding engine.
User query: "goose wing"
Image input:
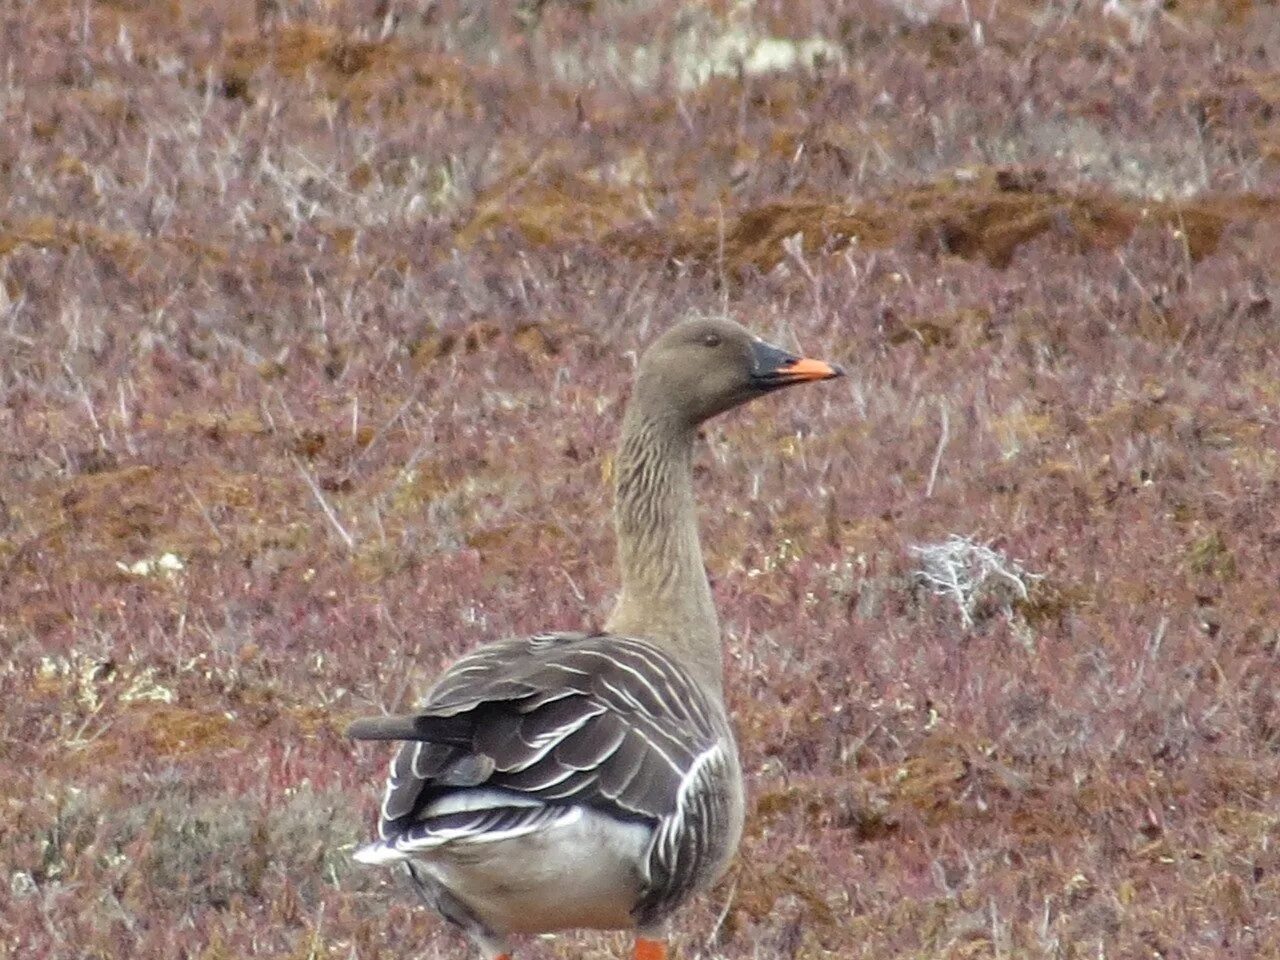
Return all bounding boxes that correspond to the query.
[349,631,740,922]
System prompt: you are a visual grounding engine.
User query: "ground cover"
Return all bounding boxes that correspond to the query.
[2,1,1279,957]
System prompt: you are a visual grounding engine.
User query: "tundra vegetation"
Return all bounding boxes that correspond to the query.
[1,1,1278,958]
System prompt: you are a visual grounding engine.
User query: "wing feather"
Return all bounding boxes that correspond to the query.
[554,712,627,770]
[595,729,654,803]
[352,631,740,924]
[518,697,604,749]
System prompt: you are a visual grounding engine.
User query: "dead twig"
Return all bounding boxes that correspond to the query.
[294,455,356,552]
[925,398,950,498]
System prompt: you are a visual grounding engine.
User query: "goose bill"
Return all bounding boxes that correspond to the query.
[749,340,844,389]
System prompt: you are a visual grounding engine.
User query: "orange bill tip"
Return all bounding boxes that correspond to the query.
[776,356,844,381]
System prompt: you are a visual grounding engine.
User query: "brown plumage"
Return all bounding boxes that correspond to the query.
[348,318,842,960]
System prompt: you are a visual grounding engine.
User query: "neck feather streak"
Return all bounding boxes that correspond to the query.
[604,410,722,694]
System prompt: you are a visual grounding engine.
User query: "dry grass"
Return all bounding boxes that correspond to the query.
[2,0,1279,958]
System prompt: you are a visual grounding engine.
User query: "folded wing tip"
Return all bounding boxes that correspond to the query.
[345,716,383,740]
[346,715,417,740]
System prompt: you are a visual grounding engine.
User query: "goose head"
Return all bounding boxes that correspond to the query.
[633,318,843,427]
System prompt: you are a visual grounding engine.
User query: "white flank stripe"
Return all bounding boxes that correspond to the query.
[423,788,542,817]
[354,841,404,865]
[462,807,581,844]
[677,742,722,817]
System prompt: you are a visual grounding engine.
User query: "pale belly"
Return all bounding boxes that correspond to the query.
[416,808,654,935]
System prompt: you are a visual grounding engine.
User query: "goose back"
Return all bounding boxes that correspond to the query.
[364,630,744,927]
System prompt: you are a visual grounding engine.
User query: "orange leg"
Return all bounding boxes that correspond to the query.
[495,955,511,960]
[635,938,668,960]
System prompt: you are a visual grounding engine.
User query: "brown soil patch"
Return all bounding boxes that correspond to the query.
[127,703,249,756]
[58,704,249,778]
[408,318,583,368]
[458,170,651,249]
[218,25,477,116]
[610,169,1279,272]
[0,217,146,270]
[0,217,228,291]
[3,462,298,633]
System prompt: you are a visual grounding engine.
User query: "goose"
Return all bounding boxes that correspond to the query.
[347,317,842,960]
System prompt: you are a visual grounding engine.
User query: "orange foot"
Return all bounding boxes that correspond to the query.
[635,938,667,960]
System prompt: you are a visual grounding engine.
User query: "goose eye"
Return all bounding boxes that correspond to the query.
[702,333,722,348]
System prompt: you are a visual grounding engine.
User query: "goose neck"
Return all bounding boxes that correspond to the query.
[604,407,723,695]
